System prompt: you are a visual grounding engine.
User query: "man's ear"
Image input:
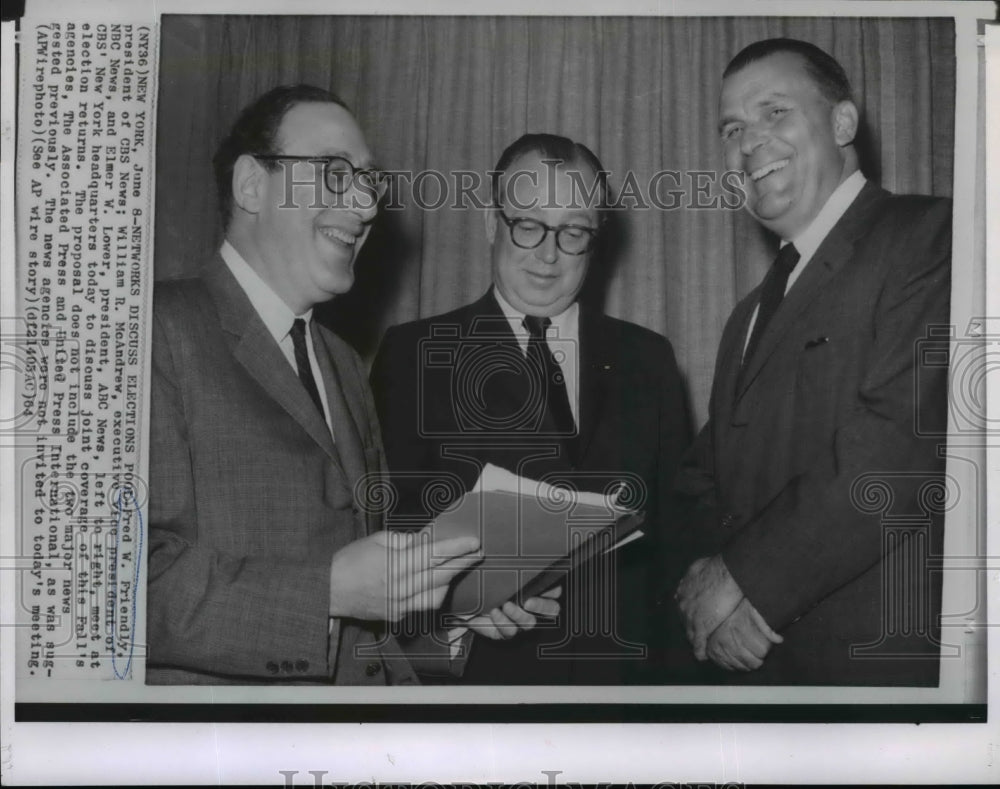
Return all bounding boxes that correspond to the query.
[484,206,498,244]
[232,153,265,215]
[832,100,859,147]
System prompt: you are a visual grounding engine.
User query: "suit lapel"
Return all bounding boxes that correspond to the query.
[204,257,338,461]
[719,296,757,413]
[736,182,889,400]
[311,324,366,494]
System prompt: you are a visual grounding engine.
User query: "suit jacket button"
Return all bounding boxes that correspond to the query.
[295,660,309,673]
[365,662,382,677]
[280,660,293,673]
[265,661,279,675]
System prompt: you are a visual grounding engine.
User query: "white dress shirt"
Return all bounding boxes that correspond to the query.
[220,240,333,433]
[743,170,867,357]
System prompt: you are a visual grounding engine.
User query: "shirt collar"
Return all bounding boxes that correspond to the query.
[492,286,579,340]
[220,240,313,344]
[785,170,867,262]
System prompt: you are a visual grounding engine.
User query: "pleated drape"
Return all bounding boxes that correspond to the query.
[155,15,955,428]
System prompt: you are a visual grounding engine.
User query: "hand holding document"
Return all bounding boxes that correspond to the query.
[431,464,645,620]
[461,586,563,641]
[327,528,482,622]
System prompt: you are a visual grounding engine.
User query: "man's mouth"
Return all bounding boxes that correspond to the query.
[749,158,790,182]
[318,226,358,246]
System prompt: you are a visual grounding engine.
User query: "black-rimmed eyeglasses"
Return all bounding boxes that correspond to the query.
[252,154,388,197]
[496,211,599,256]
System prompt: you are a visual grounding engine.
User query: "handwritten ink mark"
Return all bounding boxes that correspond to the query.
[109,485,143,680]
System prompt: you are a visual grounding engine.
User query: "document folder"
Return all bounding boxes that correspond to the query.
[431,483,645,617]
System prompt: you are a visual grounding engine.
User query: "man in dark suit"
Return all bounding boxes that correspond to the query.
[147,85,484,684]
[371,134,690,683]
[672,39,951,685]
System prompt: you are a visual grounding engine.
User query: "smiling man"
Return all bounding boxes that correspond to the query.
[147,85,482,685]
[672,39,952,684]
[371,134,690,684]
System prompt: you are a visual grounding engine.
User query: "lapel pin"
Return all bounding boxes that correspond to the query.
[804,336,830,349]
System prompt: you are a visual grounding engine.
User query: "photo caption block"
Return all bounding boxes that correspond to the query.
[14,19,155,681]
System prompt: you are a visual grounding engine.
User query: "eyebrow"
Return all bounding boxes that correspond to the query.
[511,211,598,227]
[717,92,793,134]
[561,211,598,225]
[717,117,739,135]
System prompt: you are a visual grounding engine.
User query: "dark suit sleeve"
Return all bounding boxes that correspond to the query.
[673,403,716,509]
[656,338,693,491]
[369,324,469,675]
[721,199,952,631]
[669,326,731,566]
[147,307,335,680]
[673,296,750,512]
[651,337,695,548]
[642,337,697,606]
[370,324,442,522]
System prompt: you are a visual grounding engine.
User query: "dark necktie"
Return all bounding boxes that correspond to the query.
[523,315,577,451]
[289,318,325,419]
[741,242,801,371]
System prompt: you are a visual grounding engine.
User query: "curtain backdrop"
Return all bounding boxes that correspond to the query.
[154,15,955,429]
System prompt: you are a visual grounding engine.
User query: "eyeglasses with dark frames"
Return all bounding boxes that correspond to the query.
[252,154,388,197]
[496,211,599,256]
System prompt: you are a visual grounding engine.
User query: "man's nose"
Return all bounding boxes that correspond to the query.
[740,123,767,156]
[534,230,559,263]
[343,180,379,223]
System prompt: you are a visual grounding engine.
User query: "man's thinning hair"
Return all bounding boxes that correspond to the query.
[490,133,609,214]
[212,84,350,228]
[724,38,853,105]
